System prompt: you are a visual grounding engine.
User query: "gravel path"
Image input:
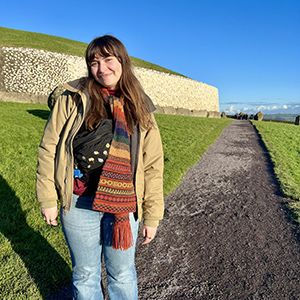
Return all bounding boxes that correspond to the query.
[136,120,300,300]
[50,120,300,299]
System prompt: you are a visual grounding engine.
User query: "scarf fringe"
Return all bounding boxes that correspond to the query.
[113,215,133,250]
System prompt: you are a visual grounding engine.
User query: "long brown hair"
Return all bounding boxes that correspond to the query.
[82,35,152,133]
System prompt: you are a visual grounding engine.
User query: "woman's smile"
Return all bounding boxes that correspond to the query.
[91,54,122,89]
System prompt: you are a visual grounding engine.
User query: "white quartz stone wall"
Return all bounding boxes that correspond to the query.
[0,47,219,112]
[134,68,219,112]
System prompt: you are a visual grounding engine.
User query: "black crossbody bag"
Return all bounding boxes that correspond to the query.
[73,119,114,176]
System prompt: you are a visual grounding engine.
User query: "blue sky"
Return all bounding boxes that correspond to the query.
[1,0,299,115]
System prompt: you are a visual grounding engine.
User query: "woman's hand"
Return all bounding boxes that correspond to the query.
[41,206,58,226]
[142,225,157,245]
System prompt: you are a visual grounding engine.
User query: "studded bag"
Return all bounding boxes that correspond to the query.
[73,119,114,176]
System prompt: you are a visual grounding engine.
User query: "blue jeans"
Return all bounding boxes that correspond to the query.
[61,194,139,300]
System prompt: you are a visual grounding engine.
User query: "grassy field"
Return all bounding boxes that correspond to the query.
[0,26,186,77]
[252,121,300,224]
[0,102,232,299]
[263,113,298,123]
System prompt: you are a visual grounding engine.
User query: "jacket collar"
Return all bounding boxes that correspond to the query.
[63,78,90,112]
[63,78,83,93]
[63,77,156,114]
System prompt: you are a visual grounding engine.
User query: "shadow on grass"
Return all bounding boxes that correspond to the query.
[27,109,51,120]
[0,175,71,299]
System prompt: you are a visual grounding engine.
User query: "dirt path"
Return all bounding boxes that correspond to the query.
[136,120,300,300]
[50,120,300,299]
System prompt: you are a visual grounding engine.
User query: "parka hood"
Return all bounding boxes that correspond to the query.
[63,78,87,93]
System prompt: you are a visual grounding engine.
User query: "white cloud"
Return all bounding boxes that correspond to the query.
[220,102,300,115]
[226,105,236,114]
[257,105,266,111]
[220,105,242,114]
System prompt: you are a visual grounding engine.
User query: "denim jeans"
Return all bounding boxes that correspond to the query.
[61,194,139,300]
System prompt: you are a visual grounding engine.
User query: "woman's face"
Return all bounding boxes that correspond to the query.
[90,53,122,89]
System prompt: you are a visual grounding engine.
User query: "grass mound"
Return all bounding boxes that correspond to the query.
[0,26,185,77]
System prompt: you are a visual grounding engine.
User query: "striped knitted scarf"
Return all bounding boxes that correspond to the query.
[92,89,136,250]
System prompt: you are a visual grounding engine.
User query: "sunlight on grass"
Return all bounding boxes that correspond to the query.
[252,120,300,226]
[2,102,300,298]
[0,102,71,299]
[0,102,232,298]
[252,121,300,199]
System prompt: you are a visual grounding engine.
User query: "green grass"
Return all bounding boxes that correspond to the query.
[155,114,233,195]
[0,102,72,299]
[0,102,232,299]
[0,26,185,77]
[252,121,300,225]
[264,113,298,123]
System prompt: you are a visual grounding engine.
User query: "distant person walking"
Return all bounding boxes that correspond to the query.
[36,35,164,300]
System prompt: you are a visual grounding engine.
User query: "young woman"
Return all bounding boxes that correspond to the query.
[36,35,164,300]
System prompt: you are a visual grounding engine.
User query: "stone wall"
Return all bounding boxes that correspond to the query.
[0,47,220,117]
